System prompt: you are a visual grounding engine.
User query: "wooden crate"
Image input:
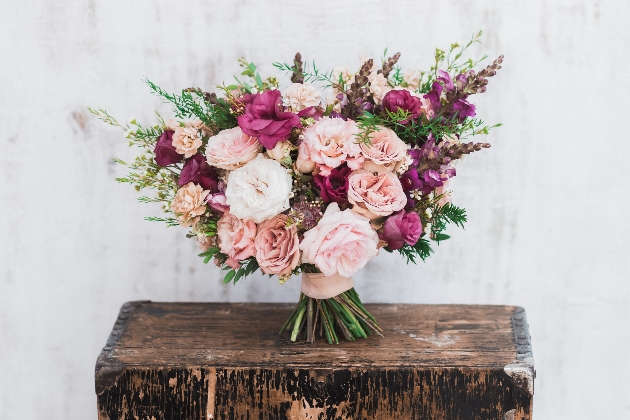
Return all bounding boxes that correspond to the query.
[95,302,534,419]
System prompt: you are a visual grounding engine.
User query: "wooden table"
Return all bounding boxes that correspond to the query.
[95,302,534,419]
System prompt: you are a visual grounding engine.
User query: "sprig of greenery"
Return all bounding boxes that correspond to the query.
[273,59,334,87]
[145,216,179,227]
[220,257,260,285]
[397,239,433,264]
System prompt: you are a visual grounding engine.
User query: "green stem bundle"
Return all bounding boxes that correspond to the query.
[280,288,383,344]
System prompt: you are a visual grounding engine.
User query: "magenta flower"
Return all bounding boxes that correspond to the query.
[178,154,218,192]
[380,211,423,250]
[399,168,422,192]
[154,130,183,167]
[297,106,323,120]
[237,90,301,149]
[382,89,421,124]
[313,165,351,204]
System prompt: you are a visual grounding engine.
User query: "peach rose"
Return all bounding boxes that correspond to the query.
[205,126,261,170]
[297,117,364,176]
[167,119,205,158]
[360,127,408,172]
[216,213,257,269]
[300,202,379,278]
[171,182,209,227]
[254,214,300,277]
[403,69,420,90]
[347,171,407,220]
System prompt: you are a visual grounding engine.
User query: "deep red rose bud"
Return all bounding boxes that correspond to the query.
[154,130,183,167]
[178,154,218,192]
[382,89,422,124]
[313,165,351,204]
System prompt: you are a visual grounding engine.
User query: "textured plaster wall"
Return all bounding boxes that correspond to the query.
[1,0,629,418]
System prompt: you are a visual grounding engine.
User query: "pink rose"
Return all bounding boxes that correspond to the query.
[297,117,364,176]
[205,127,262,170]
[360,127,408,172]
[347,171,407,220]
[254,214,300,277]
[300,203,379,277]
[216,213,257,269]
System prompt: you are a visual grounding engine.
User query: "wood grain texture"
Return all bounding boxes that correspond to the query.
[96,302,534,419]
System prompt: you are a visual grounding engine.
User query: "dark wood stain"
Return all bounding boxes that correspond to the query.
[96,302,534,419]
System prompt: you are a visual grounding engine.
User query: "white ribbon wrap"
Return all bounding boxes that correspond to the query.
[301,272,354,299]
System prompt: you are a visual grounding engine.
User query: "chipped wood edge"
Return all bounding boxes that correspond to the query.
[95,300,151,395]
[504,307,535,395]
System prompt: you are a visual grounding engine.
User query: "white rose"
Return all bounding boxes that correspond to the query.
[284,83,321,112]
[225,154,293,223]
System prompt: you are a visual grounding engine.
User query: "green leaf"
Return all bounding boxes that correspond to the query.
[233,268,245,284]
[433,233,451,242]
[223,270,236,284]
[255,73,264,89]
[248,62,256,73]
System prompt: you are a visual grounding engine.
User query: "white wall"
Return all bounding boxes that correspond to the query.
[1,0,628,418]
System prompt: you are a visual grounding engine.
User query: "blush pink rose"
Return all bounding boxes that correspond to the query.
[300,203,379,277]
[360,127,408,172]
[347,170,407,220]
[297,117,364,176]
[205,127,262,170]
[216,213,257,269]
[254,214,300,277]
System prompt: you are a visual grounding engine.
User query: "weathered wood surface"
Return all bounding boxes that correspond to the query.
[96,302,534,419]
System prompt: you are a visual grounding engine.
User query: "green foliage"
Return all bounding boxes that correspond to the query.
[144,216,179,227]
[144,79,237,131]
[220,257,260,285]
[397,239,433,264]
[273,60,334,87]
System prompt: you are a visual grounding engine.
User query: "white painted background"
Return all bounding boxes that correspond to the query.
[1,0,628,418]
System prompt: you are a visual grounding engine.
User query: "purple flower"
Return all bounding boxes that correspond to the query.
[422,169,444,188]
[399,168,423,192]
[408,148,422,167]
[452,97,476,119]
[237,90,301,149]
[437,70,454,91]
[380,211,423,250]
[154,130,183,167]
[382,89,421,124]
[423,82,443,113]
[178,154,218,192]
[313,165,351,204]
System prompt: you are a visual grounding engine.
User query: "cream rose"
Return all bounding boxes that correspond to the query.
[360,127,408,172]
[167,119,204,158]
[171,182,209,227]
[331,65,353,86]
[297,117,364,176]
[224,154,292,223]
[300,202,379,278]
[284,83,321,112]
[403,68,420,90]
[347,171,407,220]
[254,214,300,277]
[205,126,261,170]
[216,213,257,269]
[368,71,391,105]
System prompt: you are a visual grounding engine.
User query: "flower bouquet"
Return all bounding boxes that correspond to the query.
[91,32,503,344]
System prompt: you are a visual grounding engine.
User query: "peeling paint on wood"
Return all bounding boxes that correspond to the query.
[96,302,534,419]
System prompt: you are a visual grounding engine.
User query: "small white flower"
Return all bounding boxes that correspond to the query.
[425,208,433,217]
[424,223,432,235]
[251,87,258,94]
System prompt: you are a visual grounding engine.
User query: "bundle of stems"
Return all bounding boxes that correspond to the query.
[280,288,383,344]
